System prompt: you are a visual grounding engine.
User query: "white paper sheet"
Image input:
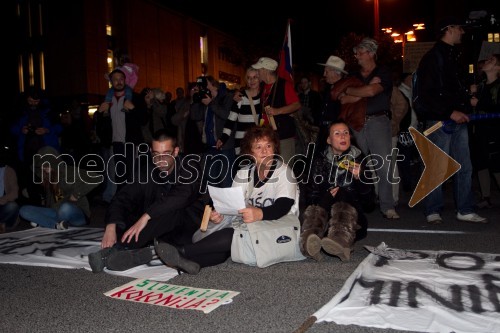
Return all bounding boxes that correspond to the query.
[207,185,246,215]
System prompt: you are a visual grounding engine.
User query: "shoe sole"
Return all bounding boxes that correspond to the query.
[456,217,488,224]
[88,247,117,273]
[305,234,322,258]
[155,242,200,275]
[427,219,443,225]
[106,248,153,271]
[321,238,350,261]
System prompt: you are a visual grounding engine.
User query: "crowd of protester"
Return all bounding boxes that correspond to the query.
[1,19,497,274]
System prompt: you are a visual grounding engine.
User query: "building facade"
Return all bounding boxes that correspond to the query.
[11,0,249,114]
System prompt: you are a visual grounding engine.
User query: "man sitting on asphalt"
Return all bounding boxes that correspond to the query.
[88,129,202,273]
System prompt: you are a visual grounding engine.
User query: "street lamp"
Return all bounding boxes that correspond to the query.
[374,0,380,38]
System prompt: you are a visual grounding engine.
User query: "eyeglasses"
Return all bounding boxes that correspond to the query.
[354,50,369,57]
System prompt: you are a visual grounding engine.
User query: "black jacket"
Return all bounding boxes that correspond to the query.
[306,145,375,214]
[105,155,200,230]
[416,40,469,121]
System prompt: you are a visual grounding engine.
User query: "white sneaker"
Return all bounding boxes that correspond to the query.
[30,222,39,228]
[56,221,69,230]
[426,213,442,224]
[456,212,488,223]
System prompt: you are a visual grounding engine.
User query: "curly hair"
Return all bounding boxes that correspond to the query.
[239,126,280,156]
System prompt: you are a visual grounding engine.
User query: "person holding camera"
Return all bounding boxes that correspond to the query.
[10,87,61,205]
[190,76,235,188]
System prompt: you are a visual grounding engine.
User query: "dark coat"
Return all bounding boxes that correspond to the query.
[305,145,375,239]
[105,155,200,231]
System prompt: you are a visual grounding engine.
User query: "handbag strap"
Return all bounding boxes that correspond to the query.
[246,167,255,200]
[246,90,259,126]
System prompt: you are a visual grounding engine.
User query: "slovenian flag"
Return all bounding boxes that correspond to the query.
[277,20,293,83]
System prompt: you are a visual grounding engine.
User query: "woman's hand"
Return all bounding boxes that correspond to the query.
[349,162,361,179]
[238,206,263,223]
[121,213,150,244]
[210,210,223,224]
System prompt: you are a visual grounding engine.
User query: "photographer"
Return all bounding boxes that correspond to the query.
[190,76,235,188]
[10,87,61,205]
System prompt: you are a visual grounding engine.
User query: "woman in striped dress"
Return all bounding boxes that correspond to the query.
[216,67,262,155]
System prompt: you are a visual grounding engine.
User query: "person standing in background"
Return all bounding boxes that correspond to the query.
[415,16,486,224]
[252,57,301,165]
[469,54,500,208]
[340,38,399,219]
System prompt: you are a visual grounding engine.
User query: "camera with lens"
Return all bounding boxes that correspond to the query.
[192,76,211,103]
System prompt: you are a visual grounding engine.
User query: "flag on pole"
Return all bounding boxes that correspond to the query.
[277,20,293,83]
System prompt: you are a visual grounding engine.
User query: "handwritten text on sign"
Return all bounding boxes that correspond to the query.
[105,279,240,313]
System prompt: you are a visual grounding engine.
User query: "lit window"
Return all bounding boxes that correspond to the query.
[200,36,208,68]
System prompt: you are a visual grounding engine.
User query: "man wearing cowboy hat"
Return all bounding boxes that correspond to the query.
[315,55,349,155]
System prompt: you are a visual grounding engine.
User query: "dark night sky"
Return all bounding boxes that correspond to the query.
[165,0,497,72]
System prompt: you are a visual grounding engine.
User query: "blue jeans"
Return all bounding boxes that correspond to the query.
[0,202,20,227]
[424,121,474,216]
[19,202,87,228]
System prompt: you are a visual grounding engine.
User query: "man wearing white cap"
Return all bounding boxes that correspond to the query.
[252,57,301,164]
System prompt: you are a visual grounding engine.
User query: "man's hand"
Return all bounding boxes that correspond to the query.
[121,213,150,244]
[238,206,263,223]
[101,224,117,249]
[123,99,135,111]
[201,95,212,106]
[98,102,110,113]
[450,111,470,124]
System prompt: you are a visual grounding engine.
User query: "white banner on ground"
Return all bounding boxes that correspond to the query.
[0,227,177,281]
[313,243,500,333]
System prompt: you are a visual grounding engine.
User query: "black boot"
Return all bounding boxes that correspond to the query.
[155,241,200,275]
[88,247,118,273]
[105,247,153,271]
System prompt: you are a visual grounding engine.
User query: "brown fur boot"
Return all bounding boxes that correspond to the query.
[300,205,328,261]
[321,202,360,261]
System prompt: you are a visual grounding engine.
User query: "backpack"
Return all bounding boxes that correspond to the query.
[412,50,444,121]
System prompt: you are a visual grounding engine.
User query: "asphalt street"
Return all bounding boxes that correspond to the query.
[1,179,499,333]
